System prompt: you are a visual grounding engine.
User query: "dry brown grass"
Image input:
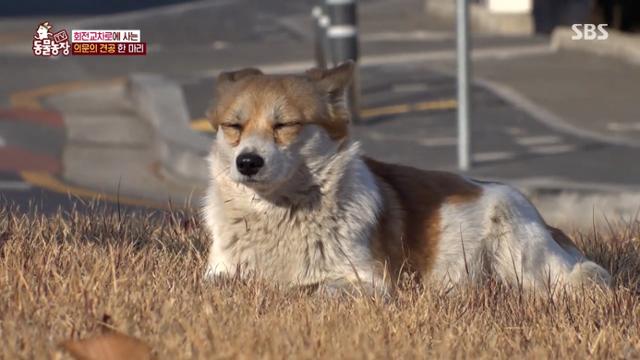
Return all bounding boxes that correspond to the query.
[1,204,640,359]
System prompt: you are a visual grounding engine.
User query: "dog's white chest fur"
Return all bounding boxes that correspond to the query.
[203,143,383,287]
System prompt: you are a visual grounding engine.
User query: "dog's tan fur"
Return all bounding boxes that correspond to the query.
[203,62,610,294]
[365,158,483,283]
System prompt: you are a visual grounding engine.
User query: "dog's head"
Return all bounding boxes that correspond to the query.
[208,62,354,195]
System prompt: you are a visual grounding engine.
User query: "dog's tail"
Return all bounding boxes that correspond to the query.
[547,226,611,287]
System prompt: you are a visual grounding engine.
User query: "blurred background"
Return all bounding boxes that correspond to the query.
[0,0,639,228]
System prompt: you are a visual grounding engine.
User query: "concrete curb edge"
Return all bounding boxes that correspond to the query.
[551,27,640,67]
[128,73,211,185]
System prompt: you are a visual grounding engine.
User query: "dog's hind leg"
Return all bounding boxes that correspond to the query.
[482,184,611,291]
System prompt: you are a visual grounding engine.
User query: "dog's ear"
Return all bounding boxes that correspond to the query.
[306,61,354,103]
[306,61,354,138]
[215,68,263,95]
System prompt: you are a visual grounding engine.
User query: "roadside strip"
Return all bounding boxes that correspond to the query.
[10,78,126,110]
[0,180,31,191]
[9,78,165,209]
[19,171,166,208]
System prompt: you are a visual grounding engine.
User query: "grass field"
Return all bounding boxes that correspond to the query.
[1,204,639,359]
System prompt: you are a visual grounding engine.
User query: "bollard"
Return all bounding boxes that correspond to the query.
[325,0,360,123]
[319,10,332,67]
[311,6,327,69]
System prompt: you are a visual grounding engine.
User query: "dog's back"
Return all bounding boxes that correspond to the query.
[366,158,610,289]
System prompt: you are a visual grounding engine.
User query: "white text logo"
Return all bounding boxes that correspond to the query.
[571,24,609,40]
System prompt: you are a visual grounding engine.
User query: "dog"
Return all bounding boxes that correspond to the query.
[201,61,611,295]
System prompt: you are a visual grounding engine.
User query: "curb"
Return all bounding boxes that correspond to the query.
[7,78,182,208]
[128,74,211,185]
[551,27,640,66]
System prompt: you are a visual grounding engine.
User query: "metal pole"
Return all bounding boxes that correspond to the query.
[456,0,472,171]
[326,0,360,123]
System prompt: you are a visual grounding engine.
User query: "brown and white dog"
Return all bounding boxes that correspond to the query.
[202,62,610,294]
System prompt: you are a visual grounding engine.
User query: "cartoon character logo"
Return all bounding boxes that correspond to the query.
[35,21,52,40]
[32,21,70,57]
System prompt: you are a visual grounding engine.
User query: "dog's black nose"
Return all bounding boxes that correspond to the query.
[236,153,264,176]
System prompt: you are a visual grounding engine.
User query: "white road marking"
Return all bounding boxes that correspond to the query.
[418,137,457,147]
[211,41,228,50]
[0,181,31,191]
[607,122,640,132]
[366,132,457,147]
[473,151,515,162]
[515,135,562,146]
[362,30,454,42]
[391,83,430,93]
[0,135,5,147]
[505,127,526,136]
[529,144,576,155]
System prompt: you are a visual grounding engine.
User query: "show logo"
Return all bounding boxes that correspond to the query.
[32,21,71,57]
[32,21,147,57]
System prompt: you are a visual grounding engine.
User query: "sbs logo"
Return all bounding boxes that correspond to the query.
[571,24,609,40]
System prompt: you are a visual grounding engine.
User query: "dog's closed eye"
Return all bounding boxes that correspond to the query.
[273,122,302,131]
[222,123,243,130]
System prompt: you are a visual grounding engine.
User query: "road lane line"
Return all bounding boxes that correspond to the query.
[362,30,454,42]
[418,137,457,147]
[515,135,562,146]
[360,103,412,118]
[0,109,64,127]
[607,122,640,132]
[473,151,516,162]
[0,180,31,191]
[529,144,576,155]
[0,135,5,147]
[10,78,126,110]
[19,171,167,209]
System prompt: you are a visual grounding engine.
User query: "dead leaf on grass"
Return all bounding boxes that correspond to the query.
[60,331,152,360]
